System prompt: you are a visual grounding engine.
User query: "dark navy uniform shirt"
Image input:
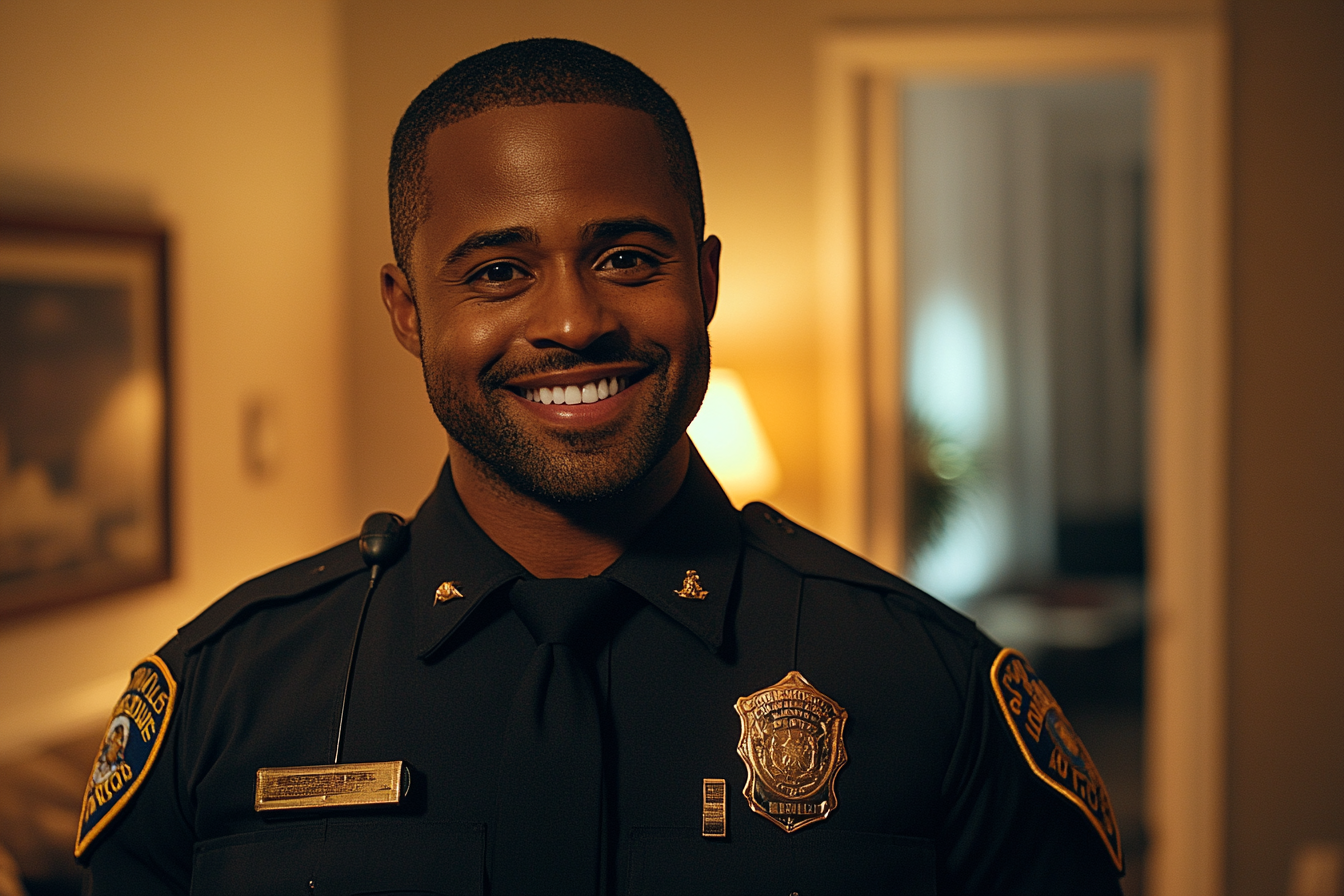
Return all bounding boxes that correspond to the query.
[81,453,1123,895]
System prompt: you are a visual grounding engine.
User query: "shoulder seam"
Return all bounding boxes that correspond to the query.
[177,538,367,654]
[741,502,979,639]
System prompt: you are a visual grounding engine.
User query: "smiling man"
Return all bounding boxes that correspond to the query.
[384,95,719,576]
[77,40,1123,895]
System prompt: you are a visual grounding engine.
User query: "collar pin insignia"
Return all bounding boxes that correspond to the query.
[676,570,708,600]
[434,581,464,604]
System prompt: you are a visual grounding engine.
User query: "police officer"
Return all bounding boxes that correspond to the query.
[76,39,1124,895]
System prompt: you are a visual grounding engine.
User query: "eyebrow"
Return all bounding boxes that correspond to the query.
[583,217,677,246]
[439,226,540,268]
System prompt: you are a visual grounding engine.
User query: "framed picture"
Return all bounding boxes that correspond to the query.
[0,217,170,617]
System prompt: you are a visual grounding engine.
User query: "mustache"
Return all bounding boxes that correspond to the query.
[480,341,668,390]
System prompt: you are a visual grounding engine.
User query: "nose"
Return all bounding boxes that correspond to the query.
[523,263,617,351]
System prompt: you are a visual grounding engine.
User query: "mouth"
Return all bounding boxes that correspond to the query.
[506,361,649,410]
[516,375,629,407]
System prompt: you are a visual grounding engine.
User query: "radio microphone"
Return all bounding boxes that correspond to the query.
[334,512,407,764]
[359,511,408,573]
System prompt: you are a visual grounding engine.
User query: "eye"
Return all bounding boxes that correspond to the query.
[476,262,523,282]
[600,250,652,271]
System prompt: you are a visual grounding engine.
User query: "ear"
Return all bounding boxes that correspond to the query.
[698,235,722,326]
[380,263,423,358]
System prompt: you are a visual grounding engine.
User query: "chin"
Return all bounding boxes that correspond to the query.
[482,435,677,505]
[432,353,707,505]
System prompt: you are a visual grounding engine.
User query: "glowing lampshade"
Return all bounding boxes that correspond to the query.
[688,368,781,505]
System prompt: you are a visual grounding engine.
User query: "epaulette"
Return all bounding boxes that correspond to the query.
[740,502,978,638]
[176,537,368,654]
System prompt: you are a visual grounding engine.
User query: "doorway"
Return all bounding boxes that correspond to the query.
[903,74,1149,889]
[817,25,1227,896]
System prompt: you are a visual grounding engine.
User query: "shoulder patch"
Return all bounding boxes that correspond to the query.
[75,655,177,858]
[991,648,1123,871]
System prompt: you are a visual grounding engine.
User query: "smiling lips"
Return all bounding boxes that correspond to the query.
[520,376,627,406]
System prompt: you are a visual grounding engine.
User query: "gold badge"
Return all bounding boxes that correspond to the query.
[734,671,848,833]
[434,581,464,604]
[676,570,708,600]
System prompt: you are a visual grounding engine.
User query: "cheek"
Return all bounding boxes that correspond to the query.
[423,304,523,374]
[620,278,708,336]
[634,300,708,355]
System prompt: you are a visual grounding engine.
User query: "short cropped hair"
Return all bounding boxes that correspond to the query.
[388,38,705,274]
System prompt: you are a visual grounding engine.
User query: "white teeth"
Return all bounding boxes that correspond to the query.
[522,377,628,405]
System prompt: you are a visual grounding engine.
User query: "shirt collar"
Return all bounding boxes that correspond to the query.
[409,445,742,660]
[602,447,740,653]
[410,459,527,659]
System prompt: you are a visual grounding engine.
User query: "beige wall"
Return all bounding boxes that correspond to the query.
[0,0,348,757]
[1226,2,1344,893]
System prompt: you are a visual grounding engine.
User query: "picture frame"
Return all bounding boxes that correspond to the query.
[0,216,171,617]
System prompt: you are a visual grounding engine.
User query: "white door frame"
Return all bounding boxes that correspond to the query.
[817,25,1228,896]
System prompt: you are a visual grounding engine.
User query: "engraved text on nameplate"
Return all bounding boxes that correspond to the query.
[254,761,408,811]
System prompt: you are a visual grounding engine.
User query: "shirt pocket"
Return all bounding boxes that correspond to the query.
[190,819,486,896]
[626,826,937,896]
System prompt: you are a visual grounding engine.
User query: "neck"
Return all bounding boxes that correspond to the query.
[449,436,691,578]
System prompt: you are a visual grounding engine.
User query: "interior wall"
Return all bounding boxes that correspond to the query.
[1226,1,1344,893]
[340,0,1219,532]
[0,0,347,758]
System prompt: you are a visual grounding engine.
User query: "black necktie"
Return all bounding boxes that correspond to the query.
[491,576,627,895]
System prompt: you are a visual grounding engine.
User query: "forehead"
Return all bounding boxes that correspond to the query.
[418,104,685,246]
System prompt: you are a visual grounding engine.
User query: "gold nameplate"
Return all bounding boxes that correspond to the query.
[702,778,727,837]
[255,761,409,812]
[734,671,848,833]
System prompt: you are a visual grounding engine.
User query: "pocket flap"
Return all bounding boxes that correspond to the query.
[191,820,485,896]
[627,826,936,895]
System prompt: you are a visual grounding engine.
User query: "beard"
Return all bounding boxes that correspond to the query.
[423,334,710,504]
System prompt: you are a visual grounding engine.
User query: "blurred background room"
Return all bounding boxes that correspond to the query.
[0,2,1340,895]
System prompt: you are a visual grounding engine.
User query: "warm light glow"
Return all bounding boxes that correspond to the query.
[688,368,781,506]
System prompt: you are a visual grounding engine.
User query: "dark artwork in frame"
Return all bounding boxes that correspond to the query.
[0,217,170,617]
